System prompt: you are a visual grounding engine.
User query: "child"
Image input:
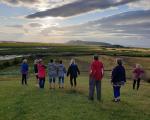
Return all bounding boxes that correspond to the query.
[37,59,46,88]
[48,59,57,89]
[67,59,80,88]
[57,60,66,88]
[132,64,144,90]
[21,59,29,85]
[34,59,39,86]
[111,58,126,102]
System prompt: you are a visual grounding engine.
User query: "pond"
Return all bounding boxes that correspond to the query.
[0,55,29,61]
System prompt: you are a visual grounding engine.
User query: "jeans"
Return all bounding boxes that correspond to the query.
[133,78,141,90]
[49,77,56,83]
[59,77,64,84]
[22,74,27,85]
[39,77,45,88]
[89,79,101,101]
[113,86,121,98]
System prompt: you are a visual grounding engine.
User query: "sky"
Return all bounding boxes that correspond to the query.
[0,0,150,48]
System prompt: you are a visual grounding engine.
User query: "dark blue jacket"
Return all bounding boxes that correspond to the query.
[21,63,29,74]
[111,65,126,84]
[67,64,80,78]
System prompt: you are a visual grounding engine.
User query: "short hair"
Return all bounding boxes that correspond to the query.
[50,59,53,63]
[60,60,62,64]
[116,58,122,65]
[94,54,99,60]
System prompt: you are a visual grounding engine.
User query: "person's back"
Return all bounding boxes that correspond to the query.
[112,65,126,84]
[48,62,57,77]
[90,60,103,80]
[58,63,66,77]
[68,63,80,77]
[21,63,28,74]
[38,63,46,78]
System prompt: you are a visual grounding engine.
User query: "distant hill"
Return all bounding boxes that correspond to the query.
[66,40,124,48]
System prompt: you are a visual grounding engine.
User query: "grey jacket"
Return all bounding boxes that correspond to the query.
[48,63,57,77]
[57,64,66,77]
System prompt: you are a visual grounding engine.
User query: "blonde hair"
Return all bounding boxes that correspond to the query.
[34,59,38,64]
[23,59,27,63]
[136,64,141,68]
[70,59,75,65]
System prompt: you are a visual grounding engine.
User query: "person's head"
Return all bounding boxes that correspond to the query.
[60,60,62,64]
[70,59,75,65]
[136,64,141,68]
[93,54,99,60]
[38,59,43,64]
[116,58,123,65]
[34,59,38,64]
[50,59,53,63]
[23,59,27,63]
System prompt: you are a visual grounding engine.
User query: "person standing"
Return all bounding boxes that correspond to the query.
[34,59,39,86]
[58,60,66,88]
[111,58,126,102]
[67,59,80,88]
[37,59,46,89]
[48,59,57,89]
[132,64,144,90]
[89,55,104,101]
[21,59,29,85]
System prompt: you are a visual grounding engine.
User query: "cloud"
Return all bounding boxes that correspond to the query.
[39,9,150,46]
[128,0,150,10]
[26,0,139,18]
[0,0,75,11]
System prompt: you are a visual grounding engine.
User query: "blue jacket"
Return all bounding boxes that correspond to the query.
[111,65,126,84]
[67,64,80,78]
[21,63,29,74]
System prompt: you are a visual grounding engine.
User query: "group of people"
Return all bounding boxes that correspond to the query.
[21,55,144,102]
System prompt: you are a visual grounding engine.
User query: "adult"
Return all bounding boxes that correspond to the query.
[58,60,66,88]
[21,59,29,85]
[67,59,80,88]
[111,58,126,102]
[48,59,57,89]
[132,64,144,90]
[37,59,46,88]
[89,55,104,101]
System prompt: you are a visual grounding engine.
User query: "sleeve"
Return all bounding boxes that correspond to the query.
[63,66,67,74]
[77,65,80,75]
[111,67,116,83]
[123,67,126,82]
[67,66,70,76]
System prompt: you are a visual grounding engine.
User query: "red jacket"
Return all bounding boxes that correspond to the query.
[90,60,104,80]
[38,63,46,78]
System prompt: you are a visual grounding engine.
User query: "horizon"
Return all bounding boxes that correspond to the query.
[0,0,150,48]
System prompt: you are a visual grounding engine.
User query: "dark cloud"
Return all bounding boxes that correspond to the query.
[26,0,139,18]
[1,0,40,5]
[29,23,42,27]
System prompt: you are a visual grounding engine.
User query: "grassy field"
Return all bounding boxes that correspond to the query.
[0,43,150,120]
[0,75,150,120]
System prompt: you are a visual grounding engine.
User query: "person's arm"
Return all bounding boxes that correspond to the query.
[67,66,70,76]
[77,65,80,75]
[111,67,116,84]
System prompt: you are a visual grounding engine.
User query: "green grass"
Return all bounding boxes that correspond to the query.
[0,75,150,120]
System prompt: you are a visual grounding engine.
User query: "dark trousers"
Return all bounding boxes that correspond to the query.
[133,78,141,90]
[39,78,45,88]
[59,77,64,84]
[89,79,101,101]
[70,76,76,87]
[22,74,27,85]
[113,86,121,98]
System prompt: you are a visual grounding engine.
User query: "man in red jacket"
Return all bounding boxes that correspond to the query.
[89,55,104,101]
